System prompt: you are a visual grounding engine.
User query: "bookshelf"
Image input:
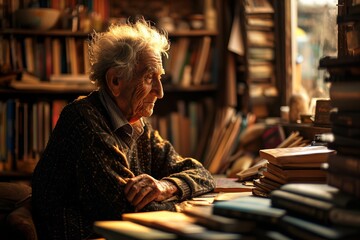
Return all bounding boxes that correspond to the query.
[219,0,288,119]
[0,0,223,177]
[239,0,282,118]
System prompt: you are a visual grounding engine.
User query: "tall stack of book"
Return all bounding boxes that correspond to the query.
[253,146,335,197]
[270,183,360,239]
[317,0,360,198]
[318,56,360,198]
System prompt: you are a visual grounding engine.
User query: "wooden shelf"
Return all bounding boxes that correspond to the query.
[163,84,217,92]
[0,29,91,37]
[0,0,224,179]
[0,29,218,38]
[0,84,217,97]
[168,30,218,37]
[0,88,93,99]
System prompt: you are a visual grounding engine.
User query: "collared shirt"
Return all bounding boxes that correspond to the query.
[99,88,144,147]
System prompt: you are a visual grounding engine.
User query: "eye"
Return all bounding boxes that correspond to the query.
[144,72,153,84]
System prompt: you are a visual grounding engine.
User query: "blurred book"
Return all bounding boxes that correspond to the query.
[327,171,360,198]
[327,153,360,178]
[329,81,360,111]
[49,74,89,83]
[183,205,256,233]
[245,0,274,14]
[318,132,360,149]
[94,221,177,240]
[272,182,360,227]
[122,211,241,239]
[213,196,286,225]
[329,110,360,128]
[236,158,267,181]
[280,215,360,240]
[214,176,254,193]
[266,162,327,183]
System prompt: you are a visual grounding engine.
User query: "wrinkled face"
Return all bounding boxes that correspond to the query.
[119,50,164,123]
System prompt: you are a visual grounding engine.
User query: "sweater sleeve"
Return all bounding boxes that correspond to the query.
[147,124,215,201]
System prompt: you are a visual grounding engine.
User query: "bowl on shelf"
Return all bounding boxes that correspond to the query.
[14,8,60,30]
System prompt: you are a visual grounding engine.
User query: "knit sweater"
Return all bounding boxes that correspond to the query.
[31,91,215,240]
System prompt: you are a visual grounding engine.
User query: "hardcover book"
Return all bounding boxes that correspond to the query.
[122,211,241,240]
[260,177,283,189]
[253,178,273,193]
[271,189,334,224]
[266,163,327,183]
[329,110,360,128]
[259,146,335,168]
[327,144,360,157]
[279,183,360,208]
[318,133,360,148]
[327,171,360,198]
[280,215,360,240]
[214,177,254,193]
[332,124,360,138]
[183,205,256,233]
[327,154,360,178]
[93,220,177,240]
[213,196,286,224]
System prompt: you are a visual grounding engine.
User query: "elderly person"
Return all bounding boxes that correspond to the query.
[31,18,215,239]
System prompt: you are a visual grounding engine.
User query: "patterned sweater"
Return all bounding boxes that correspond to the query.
[31,91,215,240]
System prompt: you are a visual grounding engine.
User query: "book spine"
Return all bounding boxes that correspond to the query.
[328,154,360,177]
[330,208,360,227]
[271,190,331,224]
[280,221,321,240]
[213,205,279,225]
[330,112,360,128]
[327,172,360,198]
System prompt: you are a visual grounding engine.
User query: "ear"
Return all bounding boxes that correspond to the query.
[106,68,122,97]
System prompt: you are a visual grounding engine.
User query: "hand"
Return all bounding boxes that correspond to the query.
[124,174,178,211]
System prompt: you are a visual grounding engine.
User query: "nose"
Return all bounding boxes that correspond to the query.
[152,78,164,99]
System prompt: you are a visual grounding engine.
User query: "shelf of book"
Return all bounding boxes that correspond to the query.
[0,29,218,38]
[0,84,217,97]
[0,0,229,178]
[0,88,93,98]
[222,0,286,118]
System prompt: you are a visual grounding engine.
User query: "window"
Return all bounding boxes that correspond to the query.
[294,0,338,101]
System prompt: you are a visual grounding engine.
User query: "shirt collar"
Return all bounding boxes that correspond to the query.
[99,87,144,139]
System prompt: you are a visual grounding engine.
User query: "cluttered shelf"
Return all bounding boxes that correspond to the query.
[0,28,218,38]
[0,84,217,96]
[0,88,93,99]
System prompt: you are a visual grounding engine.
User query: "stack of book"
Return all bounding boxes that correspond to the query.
[317,57,360,198]
[270,183,360,239]
[94,192,360,239]
[252,146,335,197]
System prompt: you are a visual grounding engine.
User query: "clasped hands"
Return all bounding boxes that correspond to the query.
[124,174,178,211]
